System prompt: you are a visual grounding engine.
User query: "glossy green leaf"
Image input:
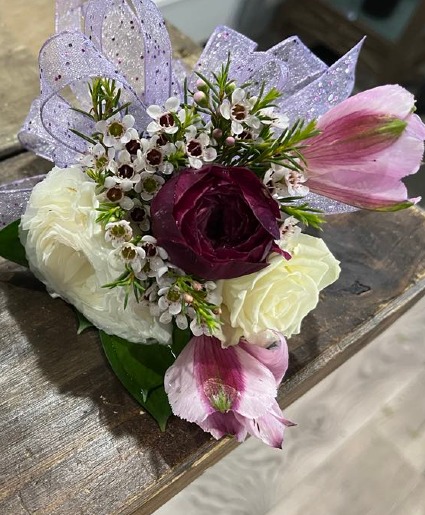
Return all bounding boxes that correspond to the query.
[74,309,94,335]
[142,386,172,432]
[0,219,28,267]
[171,324,191,358]
[99,331,174,430]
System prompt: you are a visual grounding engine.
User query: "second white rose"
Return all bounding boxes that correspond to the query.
[219,233,340,345]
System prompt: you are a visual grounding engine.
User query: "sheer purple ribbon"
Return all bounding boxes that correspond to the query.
[4,0,360,230]
[0,176,45,229]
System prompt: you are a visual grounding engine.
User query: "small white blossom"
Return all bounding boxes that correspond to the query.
[279,216,302,245]
[264,163,309,198]
[135,236,169,281]
[189,318,212,337]
[129,199,150,232]
[96,114,138,150]
[135,172,165,201]
[118,242,146,273]
[79,142,115,170]
[109,149,141,184]
[260,108,289,130]
[105,220,133,247]
[158,286,183,324]
[146,97,180,135]
[103,178,134,210]
[185,128,217,169]
[134,136,175,175]
[219,88,260,135]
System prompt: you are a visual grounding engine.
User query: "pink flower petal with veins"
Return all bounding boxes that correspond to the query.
[164,334,293,448]
[303,85,425,210]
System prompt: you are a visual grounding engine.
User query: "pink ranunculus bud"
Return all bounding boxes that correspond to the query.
[303,85,425,210]
[150,164,280,280]
[164,334,294,448]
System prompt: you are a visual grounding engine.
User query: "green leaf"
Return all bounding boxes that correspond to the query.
[142,386,172,432]
[0,219,28,267]
[74,309,94,335]
[171,324,191,358]
[99,331,175,430]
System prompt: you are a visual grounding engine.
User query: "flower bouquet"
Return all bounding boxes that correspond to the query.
[0,0,424,448]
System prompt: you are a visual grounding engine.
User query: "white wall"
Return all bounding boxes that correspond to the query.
[154,0,245,43]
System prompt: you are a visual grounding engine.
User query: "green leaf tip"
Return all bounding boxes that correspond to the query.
[374,200,415,212]
[74,309,95,335]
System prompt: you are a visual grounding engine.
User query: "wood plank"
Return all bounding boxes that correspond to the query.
[155,296,425,515]
[0,0,199,159]
[0,152,425,514]
[0,0,54,158]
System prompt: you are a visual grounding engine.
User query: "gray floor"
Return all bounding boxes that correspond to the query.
[155,295,425,515]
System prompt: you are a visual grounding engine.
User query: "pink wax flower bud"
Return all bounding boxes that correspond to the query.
[196,78,208,91]
[302,85,425,210]
[212,128,223,140]
[164,334,294,448]
[225,136,236,146]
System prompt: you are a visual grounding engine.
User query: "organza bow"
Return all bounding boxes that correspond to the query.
[1,0,362,230]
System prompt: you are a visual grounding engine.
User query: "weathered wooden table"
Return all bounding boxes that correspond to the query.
[1,2,425,514]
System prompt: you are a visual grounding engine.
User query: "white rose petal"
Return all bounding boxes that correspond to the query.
[19,166,172,345]
[218,233,340,346]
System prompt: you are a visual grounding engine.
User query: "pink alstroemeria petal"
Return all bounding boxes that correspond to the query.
[193,336,277,419]
[199,411,248,442]
[164,339,213,424]
[164,335,293,448]
[303,84,425,210]
[317,84,414,125]
[407,113,425,139]
[239,333,289,386]
[246,401,295,449]
[232,345,279,419]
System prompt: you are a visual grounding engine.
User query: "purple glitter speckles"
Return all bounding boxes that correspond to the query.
[20,30,149,165]
[233,52,288,96]
[0,176,45,230]
[18,0,364,216]
[190,26,257,89]
[277,39,364,123]
[267,36,328,97]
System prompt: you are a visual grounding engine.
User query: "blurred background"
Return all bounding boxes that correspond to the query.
[155,0,425,205]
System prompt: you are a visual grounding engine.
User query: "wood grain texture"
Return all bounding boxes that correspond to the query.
[156,296,425,515]
[1,2,425,513]
[0,153,425,514]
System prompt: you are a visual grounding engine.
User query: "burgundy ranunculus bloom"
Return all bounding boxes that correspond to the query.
[150,165,281,280]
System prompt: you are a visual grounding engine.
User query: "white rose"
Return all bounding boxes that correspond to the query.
[20,166,171,344]
[219,233,340,345]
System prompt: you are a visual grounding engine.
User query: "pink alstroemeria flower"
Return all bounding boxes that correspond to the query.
[303,85,425,210]
[164,334,294,448]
